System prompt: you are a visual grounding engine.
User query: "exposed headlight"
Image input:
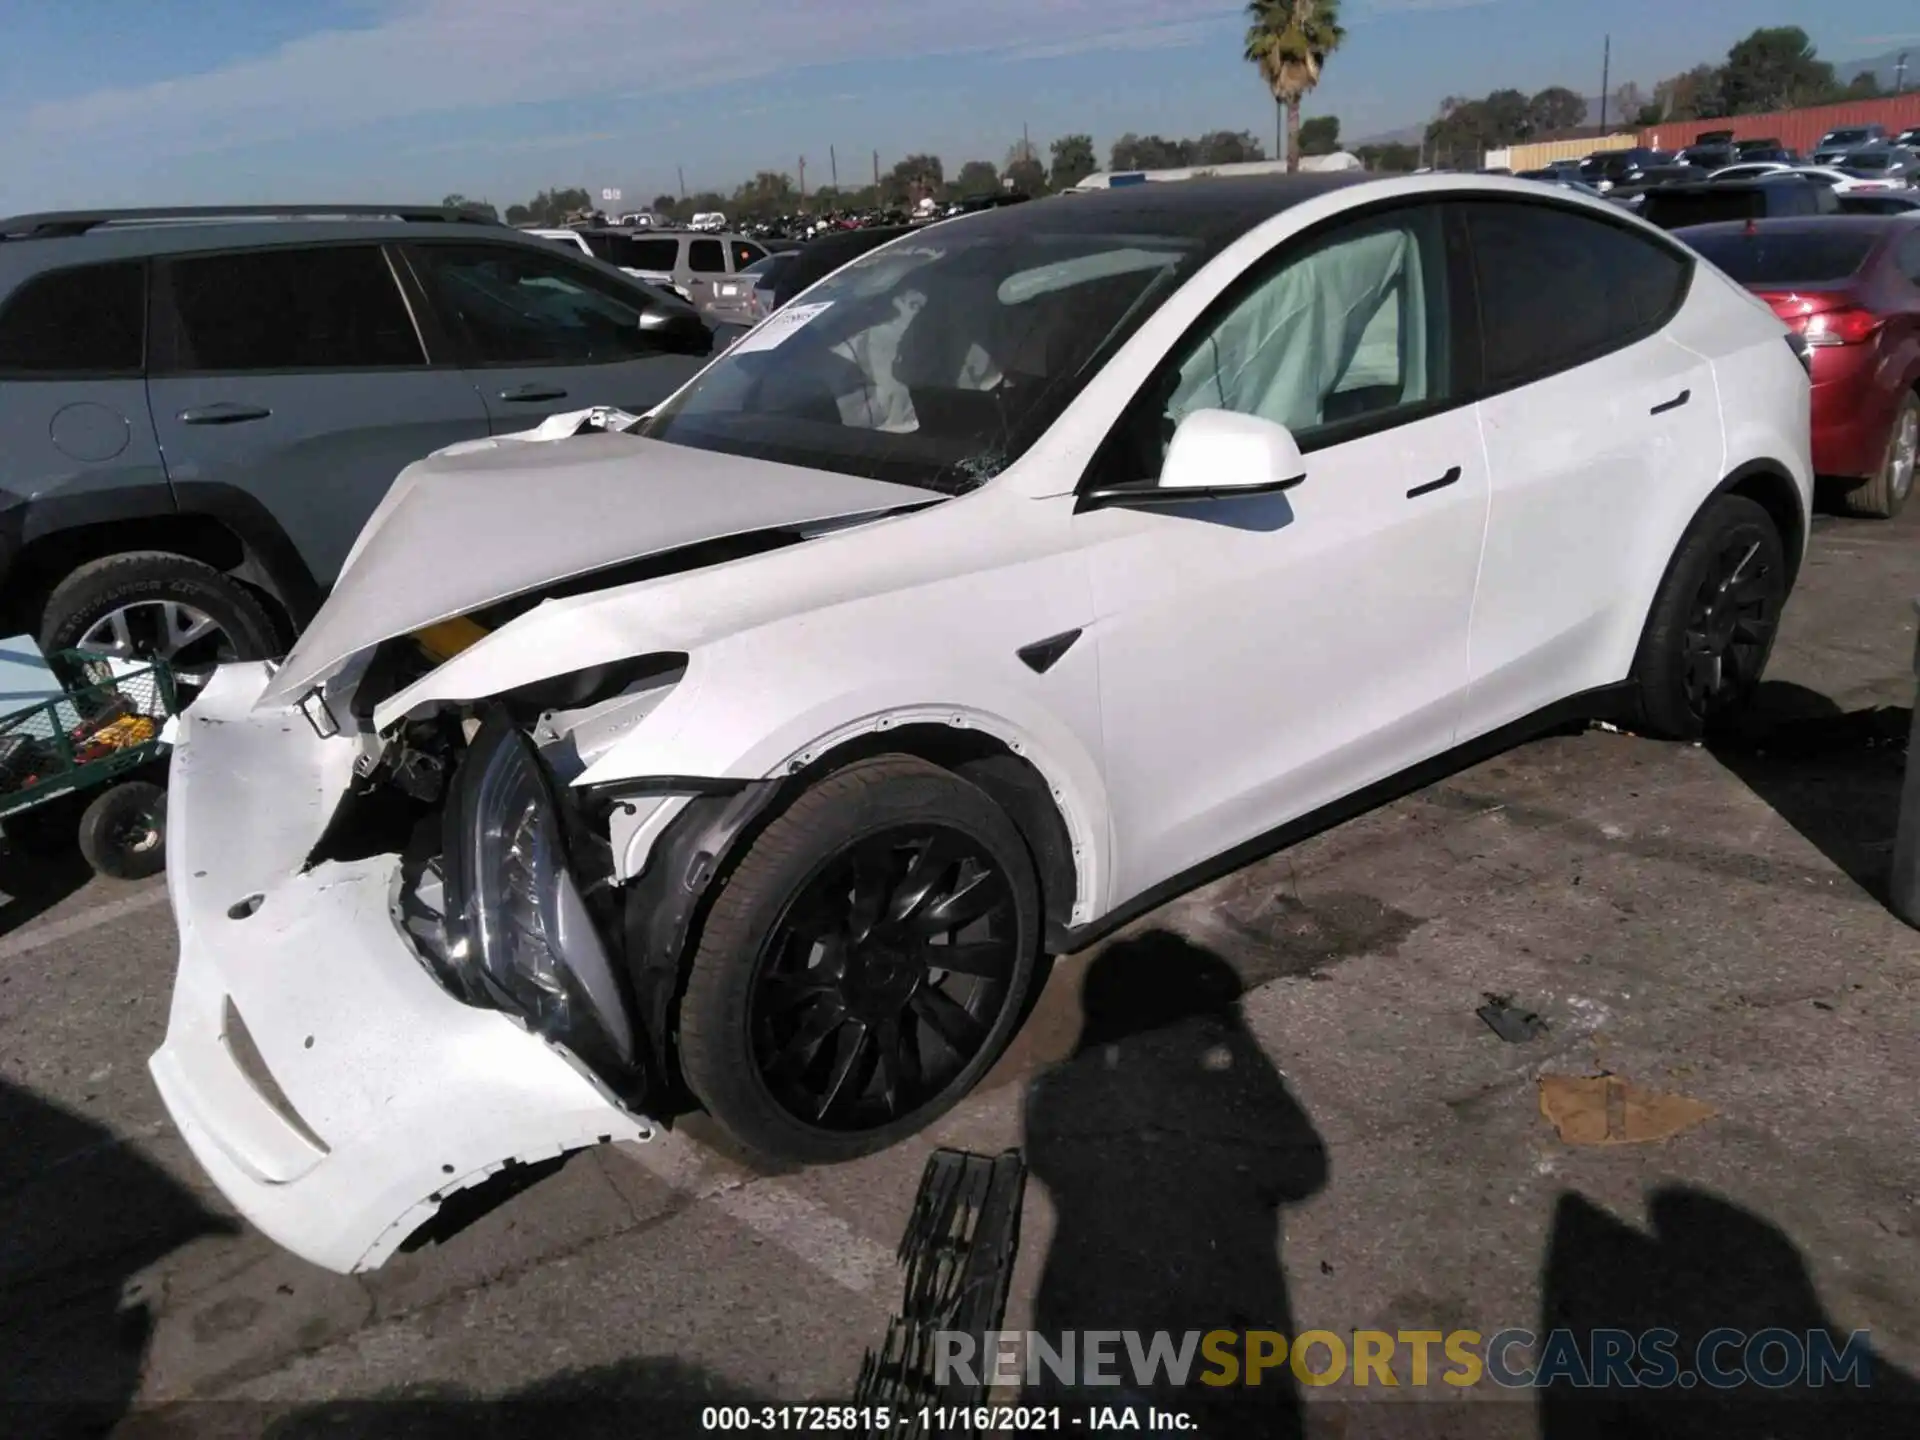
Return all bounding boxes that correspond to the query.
[441,710,636,1073]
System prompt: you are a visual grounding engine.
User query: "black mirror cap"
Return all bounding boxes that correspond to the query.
[638,293,713,355]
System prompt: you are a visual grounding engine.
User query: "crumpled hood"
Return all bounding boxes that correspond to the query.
[258,431,937,708]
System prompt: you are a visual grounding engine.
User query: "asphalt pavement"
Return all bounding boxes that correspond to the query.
[3,509,1918,1439]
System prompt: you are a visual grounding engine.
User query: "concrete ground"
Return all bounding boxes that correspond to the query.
[3,510,1918,1439]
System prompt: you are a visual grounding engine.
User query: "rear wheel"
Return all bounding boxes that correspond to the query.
[678,755,1041,1164]
[1632,494,1788,740]
[1837,392,1918,520]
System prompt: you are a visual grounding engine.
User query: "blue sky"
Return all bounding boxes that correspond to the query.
[1,1,1916,214]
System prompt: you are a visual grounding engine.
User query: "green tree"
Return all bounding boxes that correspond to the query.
[1844,70,1883,99]
[887,154,945,203]
[504,203,532,225]
[1527,86,1587,136]
[1004,155,1048,194]
[440,192,500,220]
[1719,26,1836,114]
[649,193,679,216]
[731,171,797,219]
[1652,63,1727,122]
[1354,141,1419,172]
[952,159,1002,198]
[1243,0,1346,172]
[1192,128,1267,164]
[1049,133,1098,189]
[1110,133,1189,169]
[1297,116,1339,156]
[522,187,591,225]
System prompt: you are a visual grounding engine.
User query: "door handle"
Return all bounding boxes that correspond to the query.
[1650,389,1691,415]
[499,384,569,403]
[177,403,271,426]
[1407,466,1462,499]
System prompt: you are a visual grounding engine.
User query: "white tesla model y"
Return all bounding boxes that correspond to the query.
[150,173,1811,1271]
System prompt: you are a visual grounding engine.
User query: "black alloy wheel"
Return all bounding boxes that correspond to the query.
[1633,493,1787,740]
[749,825,1020,1131]
[1678,529,1782,722]
[677,754,1042,1164]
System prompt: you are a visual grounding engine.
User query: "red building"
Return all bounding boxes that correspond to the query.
[1640,94,1920,156]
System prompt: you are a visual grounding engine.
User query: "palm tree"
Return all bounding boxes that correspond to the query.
[1244,0,1347,173]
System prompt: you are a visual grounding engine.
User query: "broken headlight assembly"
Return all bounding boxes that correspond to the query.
[439,708,638,1084]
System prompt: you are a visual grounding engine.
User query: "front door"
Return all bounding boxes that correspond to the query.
[146,243,494,587]
[400,240,710,431]
[1080,202,1490,903]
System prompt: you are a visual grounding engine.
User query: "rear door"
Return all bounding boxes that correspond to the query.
[146,243,492,587]
[0,259,171,529]
[400,240,709,431]
[1454,198,1719,735]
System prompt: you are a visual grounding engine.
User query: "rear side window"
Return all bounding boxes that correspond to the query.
[162,246,423,372]
[688,239,726,273]
[0,261,145,375]
[1685,229,1878,284]
[624,238,680,270]
[1462,202,1689,390]
[731,241,766,270]
[1643,189,1770,229]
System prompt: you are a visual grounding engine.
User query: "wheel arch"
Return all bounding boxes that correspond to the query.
[0,482,322,642]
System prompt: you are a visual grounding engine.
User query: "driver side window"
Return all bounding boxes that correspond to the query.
[1105,205,1453,482]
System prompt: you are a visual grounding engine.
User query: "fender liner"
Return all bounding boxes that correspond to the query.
[619,780,784,1097]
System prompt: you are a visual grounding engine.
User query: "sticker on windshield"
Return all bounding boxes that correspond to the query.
[730,301,834,355]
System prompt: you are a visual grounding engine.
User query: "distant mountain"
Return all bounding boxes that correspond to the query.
[1830,48,1916,91]
[1350,121,1425,147]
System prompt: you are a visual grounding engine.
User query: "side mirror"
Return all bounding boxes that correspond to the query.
[638,294,712,355]
[1080,408,1308,511]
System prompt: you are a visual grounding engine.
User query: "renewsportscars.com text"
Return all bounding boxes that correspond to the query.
[935,1328,1877,1390]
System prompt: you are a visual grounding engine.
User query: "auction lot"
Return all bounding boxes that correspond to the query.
[4,507,1919,1437]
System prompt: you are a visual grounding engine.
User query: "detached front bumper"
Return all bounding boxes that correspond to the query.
[149,665,654,1274]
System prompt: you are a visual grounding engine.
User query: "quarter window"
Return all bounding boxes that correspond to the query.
[162,246,423,372]
[0,261,145,375]
[1898,232,1920,287]
[408,244,668,366]
[731,241,767,270]
[1460,201,1688,390]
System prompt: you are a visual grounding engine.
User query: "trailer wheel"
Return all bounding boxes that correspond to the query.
[78,781,167,880]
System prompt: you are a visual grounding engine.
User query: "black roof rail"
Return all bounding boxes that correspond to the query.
[0,204,505,240]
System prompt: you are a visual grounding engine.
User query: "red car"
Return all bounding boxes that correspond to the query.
[1680,216,1920,517]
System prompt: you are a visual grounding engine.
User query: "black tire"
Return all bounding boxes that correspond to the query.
[1633,494,1788,741]
[1835,391,1918,520]
[678,755,1041,1165]
[38,552,283,681]
[77,781,167,880]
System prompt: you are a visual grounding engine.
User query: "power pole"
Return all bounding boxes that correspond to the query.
[1598,34,1611,133]
[1897,52,1910,93]
[830,144,839,191]
[873,150,881,198]
[798,156,807,212]
[677,164,686,201]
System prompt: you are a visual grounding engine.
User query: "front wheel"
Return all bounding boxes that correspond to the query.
[678,755,1041,1164]
[1632,494,1788,741]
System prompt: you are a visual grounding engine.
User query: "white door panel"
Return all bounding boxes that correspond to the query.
[1086,405,1487,903]
[1463,333,1720,733]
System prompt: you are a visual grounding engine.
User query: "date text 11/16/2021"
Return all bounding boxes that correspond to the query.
[699,1405,1198,1432]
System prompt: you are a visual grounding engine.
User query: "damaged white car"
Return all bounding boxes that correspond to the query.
[151,174,1811,1272]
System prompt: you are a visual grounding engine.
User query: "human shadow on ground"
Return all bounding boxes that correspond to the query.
[1020,930,1329,1437]
[0,1079,236,1440]
[0,803,96,940]
[1538,1187,1920,1438]
[1709,680,1911,904]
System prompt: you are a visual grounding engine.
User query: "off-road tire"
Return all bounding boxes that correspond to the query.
[1632,494,1787,741]
[678,755,1041,1165]
[38,551,282,662]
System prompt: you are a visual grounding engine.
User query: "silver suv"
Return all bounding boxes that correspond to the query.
[0,205,712,686]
